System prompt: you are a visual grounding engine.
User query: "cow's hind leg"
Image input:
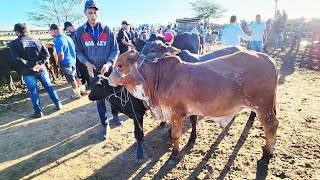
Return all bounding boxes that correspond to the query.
[187,115,197,146]
[169,113,183,164]
[257,108,278,164]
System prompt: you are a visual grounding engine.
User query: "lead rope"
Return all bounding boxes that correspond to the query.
[129,95,144,132]
[119,87,130,107]
[106,87,130,107]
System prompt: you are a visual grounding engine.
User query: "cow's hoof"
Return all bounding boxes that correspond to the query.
[136,141,144,160]
[136,158,145,164]
[258,146,273,165]
[168,154,178,165]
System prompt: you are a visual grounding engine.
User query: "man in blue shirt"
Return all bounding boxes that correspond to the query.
[249,14,267,52]
[221,15,251,46]
[50,24,84,99]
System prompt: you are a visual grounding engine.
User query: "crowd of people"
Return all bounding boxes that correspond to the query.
[8,0,301,141]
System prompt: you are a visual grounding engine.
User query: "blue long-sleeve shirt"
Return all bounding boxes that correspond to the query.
[74,22,119,71]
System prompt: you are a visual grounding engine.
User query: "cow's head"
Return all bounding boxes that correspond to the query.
[89,66,114,101]
[108,50,146,91]
[141,40,181,62]
[88,74,109,101]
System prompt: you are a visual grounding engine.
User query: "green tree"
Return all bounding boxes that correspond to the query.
[27,0,85,27]
[190,0,226,25]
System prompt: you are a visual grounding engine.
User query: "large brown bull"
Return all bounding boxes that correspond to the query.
[108,49,279,165]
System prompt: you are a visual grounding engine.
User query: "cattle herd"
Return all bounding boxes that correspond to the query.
[1,34,279,166]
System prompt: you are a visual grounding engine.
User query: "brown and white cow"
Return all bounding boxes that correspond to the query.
[108,49,279,164]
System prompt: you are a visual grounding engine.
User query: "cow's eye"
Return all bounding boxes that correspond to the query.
[117,64,122,70]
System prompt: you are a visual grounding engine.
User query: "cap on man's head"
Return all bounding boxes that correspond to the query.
[14,23,27,33]
[121,21,130,25]
[164,32,174,42]
[50,24,60,31]
[85,0,98,10]
[63,22,73,30]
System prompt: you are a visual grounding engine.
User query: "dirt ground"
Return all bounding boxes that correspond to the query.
[0,47,319,180]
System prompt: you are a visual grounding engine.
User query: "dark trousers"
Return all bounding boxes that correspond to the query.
[96,99,119,127]
[76,59,91,86]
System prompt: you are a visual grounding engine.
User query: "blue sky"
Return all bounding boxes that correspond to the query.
[1,0,320,29]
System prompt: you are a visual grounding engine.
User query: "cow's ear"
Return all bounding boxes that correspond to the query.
[131,64,146,85]
[166,46,181,55]
[128,51,137,61]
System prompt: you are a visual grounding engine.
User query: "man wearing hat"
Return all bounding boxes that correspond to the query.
[50,23,86,99]
[63,21,91,87]
[74,0,121,141]
[9,23,62,118]
[117,21,135,54]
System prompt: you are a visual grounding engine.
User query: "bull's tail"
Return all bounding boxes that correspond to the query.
[273,94,277,116]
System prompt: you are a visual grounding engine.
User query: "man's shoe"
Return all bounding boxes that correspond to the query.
[105,124,111,138]
[56,105,62,111]
[71,93,81,99]
[98,124,110,141]
[30,111,44,119]
[113,115,123,125]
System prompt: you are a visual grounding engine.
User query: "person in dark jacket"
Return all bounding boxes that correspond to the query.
[9,23,62,118]
[63,21,91,87]
[117,21,135,54]
[74,0,121,141]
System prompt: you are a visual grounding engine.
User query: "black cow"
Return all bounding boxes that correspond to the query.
[135,32,200,54]
[89,73,147,163]
[172,32,200,54]
[140,40,244,63]
[179,46,244,63]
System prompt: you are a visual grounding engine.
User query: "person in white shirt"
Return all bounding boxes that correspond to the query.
[249,14,267,52]
[221,15,251,46]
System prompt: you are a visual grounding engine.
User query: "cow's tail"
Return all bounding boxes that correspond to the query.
[273,94,277,116]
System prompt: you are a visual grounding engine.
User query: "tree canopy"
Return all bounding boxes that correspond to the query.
[190,0,226,24]
[27,0,85,27]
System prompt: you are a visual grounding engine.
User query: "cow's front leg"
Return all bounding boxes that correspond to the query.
[169,113,183,164]
[133,115,144,163]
